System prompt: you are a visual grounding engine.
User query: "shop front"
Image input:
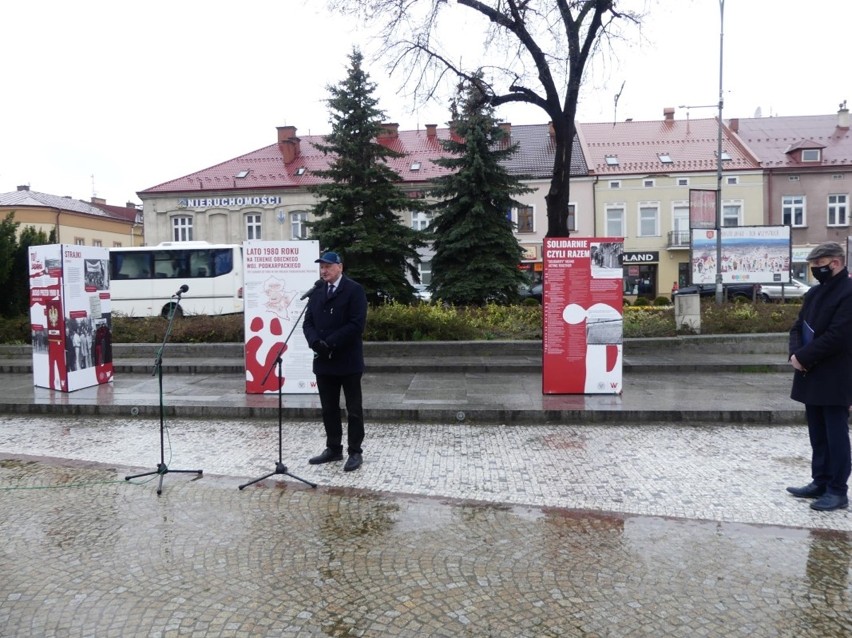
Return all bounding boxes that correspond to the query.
[623,251,659,300]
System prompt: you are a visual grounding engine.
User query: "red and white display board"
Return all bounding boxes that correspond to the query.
[542,237,624,395]
[29,244,113,392]
[243,240,320,394]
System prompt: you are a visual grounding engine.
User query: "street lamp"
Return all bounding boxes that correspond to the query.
[714,0,726,305]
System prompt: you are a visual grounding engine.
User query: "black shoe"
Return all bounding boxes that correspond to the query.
[786,482,826,498]
[309,448,343,465]
[343,453,362,472]
[810,493,849,511]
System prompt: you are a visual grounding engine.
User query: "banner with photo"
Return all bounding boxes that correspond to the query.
[542,237,624,395]
[29,244,113,392]
[243,240,320,394]
[691,225,791,285]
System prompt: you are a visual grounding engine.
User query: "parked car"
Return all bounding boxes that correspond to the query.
[518,281,543,303]
[673,282,761,301]
[760,278,810,302]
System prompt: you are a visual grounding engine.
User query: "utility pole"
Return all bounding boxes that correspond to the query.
[714,0,726,305]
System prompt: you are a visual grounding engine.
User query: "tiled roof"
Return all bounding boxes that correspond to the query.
[499,123,587,179]
[0,190,113,218]
[732,114,852,167]
[139,123,583,196]
[578,117,760,175]
[88,200,142,223]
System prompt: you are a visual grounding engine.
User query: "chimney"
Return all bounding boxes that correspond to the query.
[449,120,462,142]
[378,122,399,138]
[17,185,29,191]
[663,107,675,122]
[126,202,137,209]
[276,125,297,143]
[838,101,849,129]
[498,122,511,139]
[729,118,739,133]
[425,124,437,138]
[91,196,106,205]
[280,137,301,164]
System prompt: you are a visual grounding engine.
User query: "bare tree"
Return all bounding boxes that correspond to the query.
[326,0,639,237]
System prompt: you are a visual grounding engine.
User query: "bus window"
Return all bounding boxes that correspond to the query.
[111,252,152,279]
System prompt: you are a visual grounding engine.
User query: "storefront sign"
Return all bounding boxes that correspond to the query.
[623,252,658,264]
[178,195,284,209]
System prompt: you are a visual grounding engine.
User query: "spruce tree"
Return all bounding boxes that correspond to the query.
[428,78,531,306]
[309,49,425,304]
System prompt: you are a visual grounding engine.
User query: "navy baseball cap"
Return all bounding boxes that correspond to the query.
[315,251,342,264]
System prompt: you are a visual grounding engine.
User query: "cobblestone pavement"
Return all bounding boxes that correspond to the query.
[1,416,852,637]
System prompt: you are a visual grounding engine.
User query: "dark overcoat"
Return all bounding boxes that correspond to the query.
[789,267,852,405]
[303,274,367,376]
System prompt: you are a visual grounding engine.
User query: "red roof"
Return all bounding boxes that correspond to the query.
[578,117,760,175]
[140,128,459,195]
[732,114,852,167]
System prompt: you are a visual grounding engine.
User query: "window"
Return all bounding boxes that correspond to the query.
[788,176,800,182]
[828,194,848,226]
[605,205,625,237]
[290,211,308,240]
[638,204,660,237]
[720,151,732,161]
[722,203,742,227]
[659,153,673,164]
[419,258,432,285]
[246,213,262,240]
[726,176,738,185]
[74,237,85,245]
[113,242,122,248]
[782,195,806,227]
[609,180,621,189]
[235,169,250,179]
[567,204,577,233]
[802,149,821,162]
[295,167,307,176]
[643,179,655,188]
[410,161,422,171]
[605,155,619,166]
[516,206,534,233]
[833,174,845,180]
[677,177,690,187]
[172,216,193,242]
[672,205,690,245]
[412,211,433,231]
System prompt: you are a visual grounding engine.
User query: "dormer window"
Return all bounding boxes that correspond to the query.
[605,155,619,166]
[235,169,250,178]
[658,153,673,164]
[720,151,732,161]
[295,167,307,176]
[801,149,821,162]
[410,161,422,171]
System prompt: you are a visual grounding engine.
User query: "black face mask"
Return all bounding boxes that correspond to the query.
[811,264,834,284]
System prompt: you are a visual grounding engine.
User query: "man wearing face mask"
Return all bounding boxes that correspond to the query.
[787,241,852,511]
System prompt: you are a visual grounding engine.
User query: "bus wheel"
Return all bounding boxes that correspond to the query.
[161,303,183,319]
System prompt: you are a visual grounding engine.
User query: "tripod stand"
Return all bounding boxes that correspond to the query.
[239,300,317,490]
[125,287,203,495]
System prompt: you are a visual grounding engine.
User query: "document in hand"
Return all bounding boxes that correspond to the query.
[803,320,815,345]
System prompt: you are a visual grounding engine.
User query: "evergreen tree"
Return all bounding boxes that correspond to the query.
[309,49,425,304]
[427,77,531,305]
[4,225,50,317]
[0,213,19,317]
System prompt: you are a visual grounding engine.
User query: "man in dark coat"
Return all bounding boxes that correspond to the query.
[787,241,852,511]
[303,251,368,472]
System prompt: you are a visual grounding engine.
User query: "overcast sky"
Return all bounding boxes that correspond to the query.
[2,0,849,206]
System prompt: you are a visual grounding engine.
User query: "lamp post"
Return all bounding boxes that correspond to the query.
[714,0,726,305]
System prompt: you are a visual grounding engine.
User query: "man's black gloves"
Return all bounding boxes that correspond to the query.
[312,340,331,357]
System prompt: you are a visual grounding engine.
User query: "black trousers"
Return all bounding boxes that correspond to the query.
[316,372,364,454]
[805,404,852,496]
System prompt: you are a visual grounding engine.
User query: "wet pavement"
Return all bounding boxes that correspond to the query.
[1,336,851,636]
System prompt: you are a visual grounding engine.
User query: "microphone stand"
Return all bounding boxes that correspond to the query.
[125,287,203,495]
[239,296,317,490]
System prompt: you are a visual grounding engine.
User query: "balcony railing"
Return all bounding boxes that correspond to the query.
[667,230,691,248]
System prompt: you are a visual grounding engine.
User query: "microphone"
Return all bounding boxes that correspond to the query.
[300,279,324,300]
[172,284,189,297]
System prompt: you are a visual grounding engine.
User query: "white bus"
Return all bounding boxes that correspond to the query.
[109,242,243,317]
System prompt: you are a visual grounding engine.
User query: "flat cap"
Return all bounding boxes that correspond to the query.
[806,241,845,261]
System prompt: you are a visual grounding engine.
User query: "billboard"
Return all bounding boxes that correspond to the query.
[542,237,623,395]
[243,240,320,394]
[689,189,717,229]
[691,225,791,285]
